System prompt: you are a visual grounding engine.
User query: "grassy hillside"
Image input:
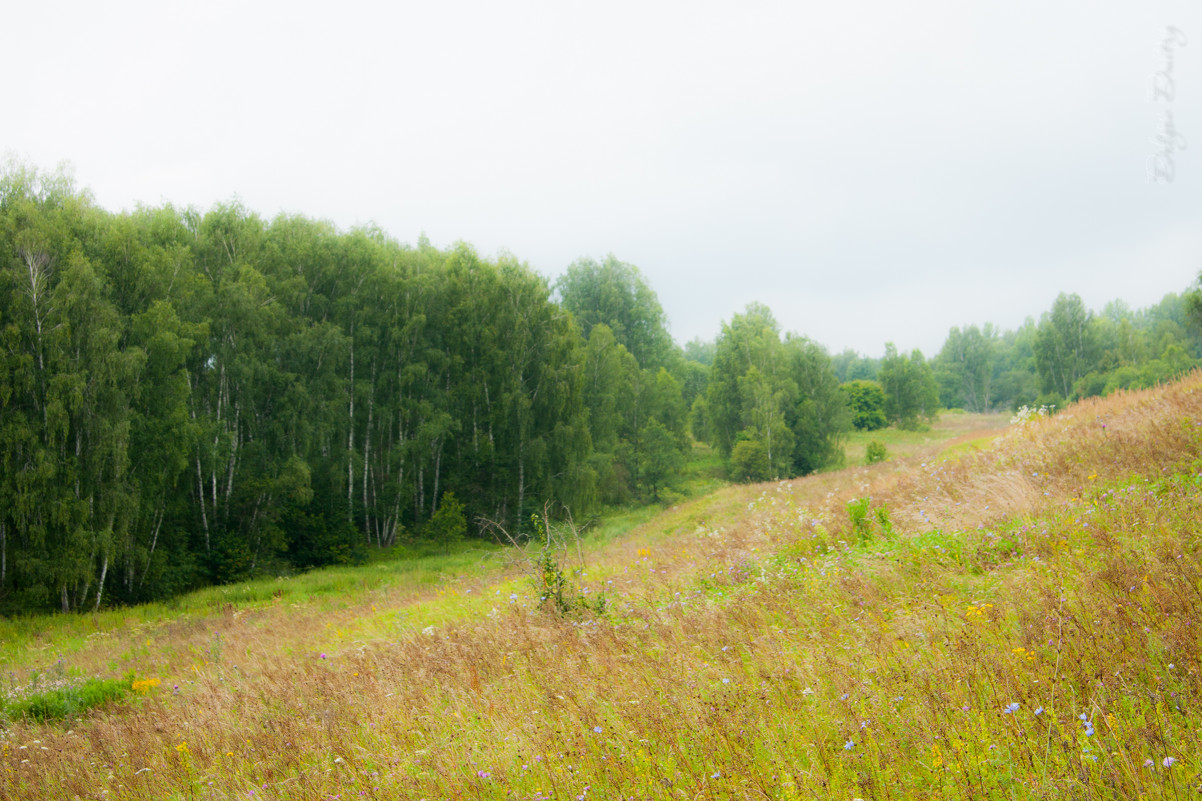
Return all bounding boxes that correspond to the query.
[2,378,1201,800]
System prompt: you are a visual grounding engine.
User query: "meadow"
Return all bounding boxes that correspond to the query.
[2,375,1201,800]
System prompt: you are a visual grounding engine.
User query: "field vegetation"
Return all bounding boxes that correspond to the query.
[4,163,1199,616]
[2,374,1200,799]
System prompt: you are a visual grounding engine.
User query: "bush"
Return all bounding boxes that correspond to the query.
[865,440,888,464]
[841,380,888,431]
[730,439,770,482]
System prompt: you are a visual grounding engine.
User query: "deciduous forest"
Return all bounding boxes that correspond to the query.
[2,164,1199,613]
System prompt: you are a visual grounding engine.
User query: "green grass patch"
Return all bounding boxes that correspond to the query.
[840,412,1009,465]
[3,675,132,724]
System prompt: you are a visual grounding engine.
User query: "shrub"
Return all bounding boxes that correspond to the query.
[841,380,888,431]
[730,439,770,482]
[865,440,888,464]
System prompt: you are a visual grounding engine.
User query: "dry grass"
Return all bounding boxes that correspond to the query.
[3,375,1202,799]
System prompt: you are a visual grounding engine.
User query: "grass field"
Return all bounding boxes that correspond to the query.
[2,378,1201,800]
[839,410,1012,466]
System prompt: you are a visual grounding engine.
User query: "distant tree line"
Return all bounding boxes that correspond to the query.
[830,291,1202,431]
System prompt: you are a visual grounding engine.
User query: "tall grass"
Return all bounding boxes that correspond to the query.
[2,377,1200,799]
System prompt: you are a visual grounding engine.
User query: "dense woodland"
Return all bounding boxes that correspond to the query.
[2,164,1200,613]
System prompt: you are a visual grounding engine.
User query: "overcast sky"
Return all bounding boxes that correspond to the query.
[7,1,1200,357]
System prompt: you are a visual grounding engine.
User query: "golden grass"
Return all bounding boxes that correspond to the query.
[3,374,1202,799]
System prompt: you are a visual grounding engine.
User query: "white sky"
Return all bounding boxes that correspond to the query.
[6,1,1201,357]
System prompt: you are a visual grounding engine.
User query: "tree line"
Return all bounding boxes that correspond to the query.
[829,291,1201,432]
[2,162,1199,613]
[0,166,853,612]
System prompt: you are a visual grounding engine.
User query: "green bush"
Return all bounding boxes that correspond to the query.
[730,439,770,482]
[865,440,888,464]
[841,380,888,431]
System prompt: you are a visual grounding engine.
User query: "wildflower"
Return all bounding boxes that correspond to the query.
[1003,702,1020,714]
[843,739,855,751]
[721,678,730,684]
[710,772,721,779]
[592,727,603,734]
[1034,707,1044,716]
[1144,759,1155,768]
[1163,757,1177,768]
[477,770,492,779]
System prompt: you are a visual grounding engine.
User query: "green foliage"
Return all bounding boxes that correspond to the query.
[934,323,997,412]
[681,337,715,366]
[729,437,771,482]
[1188,276,1202,330]
[840,379,887,431]
[577,325,690,503]
[425,491,467,553]
[781,334,850,473]
[526,512,606,616]
[286,505,365,569]
[555,255,675,372]
[531,547,605,616]
[706,304,847,481]
[1034,293,1099,398]
[3,675,131,723]
[846,496,893,543]
[830,348,878,382]
[3,158,1198,617]
[846,496,872,541]
[638,419,685,500]
[878,343,940,429]
[865,440,888,464]
[0,163,606,611]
